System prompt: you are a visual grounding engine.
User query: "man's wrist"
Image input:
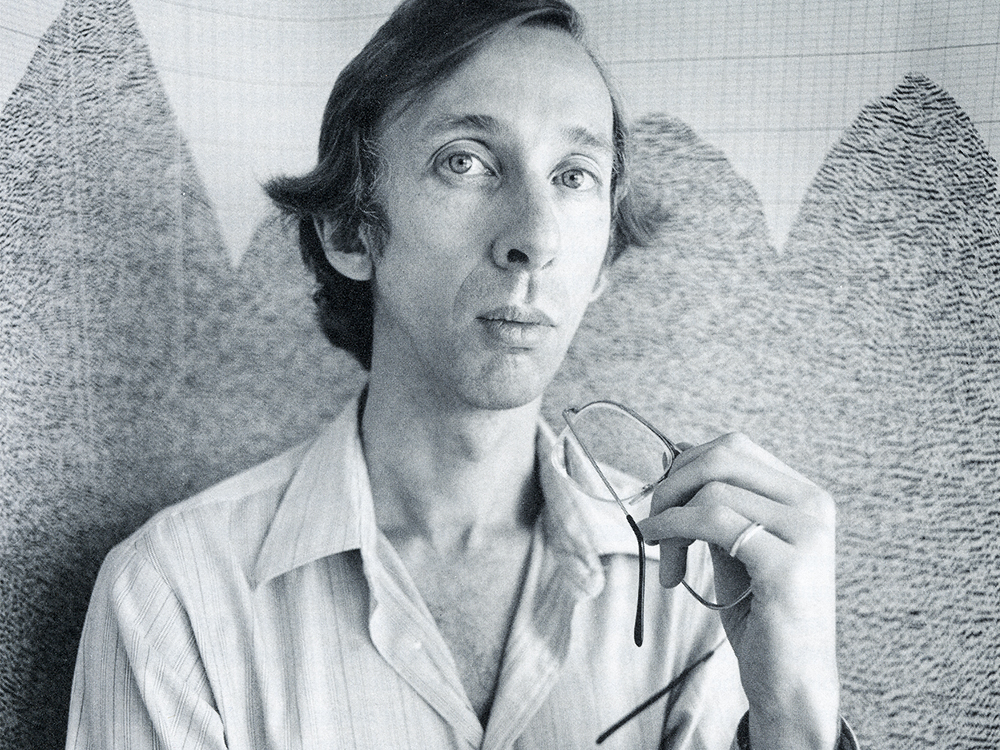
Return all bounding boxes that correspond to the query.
[736,711,860,750]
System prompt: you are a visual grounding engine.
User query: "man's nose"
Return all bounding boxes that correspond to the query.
[490,178,561,271]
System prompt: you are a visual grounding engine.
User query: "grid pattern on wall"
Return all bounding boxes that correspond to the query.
[5,0,995,255]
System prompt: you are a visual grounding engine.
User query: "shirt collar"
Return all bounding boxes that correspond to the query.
[539,420,660,562]
[252,392,374,587]
[253,392,653,588]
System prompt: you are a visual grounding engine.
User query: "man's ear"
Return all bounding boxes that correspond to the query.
[313,216,374,281]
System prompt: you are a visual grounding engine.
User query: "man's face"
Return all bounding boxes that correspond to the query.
[369,25,615,411]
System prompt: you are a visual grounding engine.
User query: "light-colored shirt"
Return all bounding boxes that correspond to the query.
[66,393,749,749]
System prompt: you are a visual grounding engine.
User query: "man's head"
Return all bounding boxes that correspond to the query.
[266,0,651,372]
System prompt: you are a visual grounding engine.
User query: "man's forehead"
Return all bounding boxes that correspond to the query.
[380,25,614,148]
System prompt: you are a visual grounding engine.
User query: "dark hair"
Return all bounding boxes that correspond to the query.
[265,0,652,369]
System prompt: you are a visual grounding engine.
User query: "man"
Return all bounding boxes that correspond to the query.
[67,0,855,747]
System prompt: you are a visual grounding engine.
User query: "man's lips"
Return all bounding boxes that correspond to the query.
[477,305,556,346]
[477,305,556,327]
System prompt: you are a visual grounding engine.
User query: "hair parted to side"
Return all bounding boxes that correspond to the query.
[265,0,653,370]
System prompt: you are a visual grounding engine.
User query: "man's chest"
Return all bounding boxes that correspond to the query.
[396,532,535,724]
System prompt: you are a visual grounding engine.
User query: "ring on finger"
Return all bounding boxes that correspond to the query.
[729,521,765,558]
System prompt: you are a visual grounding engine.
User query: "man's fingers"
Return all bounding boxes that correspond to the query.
[655,537,690,588]
[639,497,785,562]
[653,433,833,533]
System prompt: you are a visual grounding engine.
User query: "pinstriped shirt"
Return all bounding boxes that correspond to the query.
[66,393,748,749]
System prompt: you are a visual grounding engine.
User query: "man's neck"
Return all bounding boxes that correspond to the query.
[360,373,543,555]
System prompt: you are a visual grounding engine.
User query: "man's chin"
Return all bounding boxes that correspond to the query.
[462,388,543,412]
[453,354,560,412]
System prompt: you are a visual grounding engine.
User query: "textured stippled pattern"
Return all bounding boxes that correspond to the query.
[777,75,1000,748]
[1,0,998,747]
[0,0,361,745]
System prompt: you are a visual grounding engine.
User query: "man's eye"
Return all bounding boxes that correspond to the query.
[559,168,596,190]
[446,152,488,175]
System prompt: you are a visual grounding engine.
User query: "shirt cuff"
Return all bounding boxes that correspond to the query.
[734,711,860,750]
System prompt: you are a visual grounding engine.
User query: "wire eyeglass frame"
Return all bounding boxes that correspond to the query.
[561,400,752,649]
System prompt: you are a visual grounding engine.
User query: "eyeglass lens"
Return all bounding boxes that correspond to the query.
[562,401,751,613]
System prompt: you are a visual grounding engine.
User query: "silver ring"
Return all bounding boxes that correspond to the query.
[728,522,765,558]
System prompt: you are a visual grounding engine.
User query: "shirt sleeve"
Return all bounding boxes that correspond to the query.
[731,711,861,750]
[66,540,228,750]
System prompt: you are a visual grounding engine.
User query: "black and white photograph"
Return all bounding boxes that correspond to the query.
[1,1,998,748]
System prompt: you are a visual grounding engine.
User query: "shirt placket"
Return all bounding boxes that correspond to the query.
[363,533,485,748]
[480,523,603,750]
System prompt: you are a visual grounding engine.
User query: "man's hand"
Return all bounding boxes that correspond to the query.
[637,432,841,750]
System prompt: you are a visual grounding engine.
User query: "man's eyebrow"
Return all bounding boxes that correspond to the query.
[423,114,614,156]
[423,113,507,138]
[563,125,615,157]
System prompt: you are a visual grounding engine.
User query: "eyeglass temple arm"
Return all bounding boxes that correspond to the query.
[626,515,645,647]
[560,408,632,519]
[562,406,648,647]
[596,641,722,744]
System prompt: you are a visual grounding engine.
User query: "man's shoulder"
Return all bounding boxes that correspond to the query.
[165,440,315,523]
[159,439,313,526]
[105,438,318,586]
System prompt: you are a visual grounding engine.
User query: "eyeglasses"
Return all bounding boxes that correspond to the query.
[560,400,752,647]
[596,640,723,744]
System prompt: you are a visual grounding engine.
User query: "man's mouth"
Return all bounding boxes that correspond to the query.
[477,305,556,346]
[478,305,556,327]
